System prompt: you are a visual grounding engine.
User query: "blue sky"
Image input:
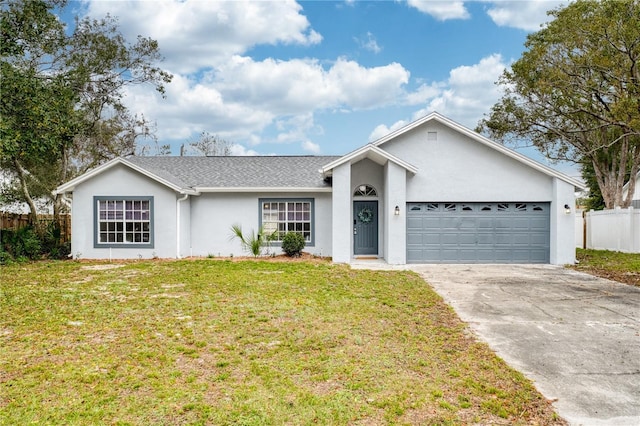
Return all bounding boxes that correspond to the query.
[75,0,577,177]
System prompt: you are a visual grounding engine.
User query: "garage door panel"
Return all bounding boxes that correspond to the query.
[494,218,512,229]
[423,234,441,244]
[458,234,477,244]
[459,218,478,229]
[441,249,460,261]
[530,234,548,245]
[476,218,494,229]
[407,233,423,246]
[531,218,549,230]
[407,202,550,264]
[512,233,532,245]
[407,217,423,229]
[441,234,459,244]
[440,218,459,229]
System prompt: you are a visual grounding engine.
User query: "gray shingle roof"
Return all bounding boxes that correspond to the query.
[126,156,341,189]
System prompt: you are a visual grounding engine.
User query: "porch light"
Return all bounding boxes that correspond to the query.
[359,185,367,193]
[564,204,571,215]
[394,205,400,216]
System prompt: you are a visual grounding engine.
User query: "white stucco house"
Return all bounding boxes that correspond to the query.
[622,171,640,208]
[55,112,585,264]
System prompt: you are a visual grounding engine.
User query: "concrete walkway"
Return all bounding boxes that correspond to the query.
[353,263,640,426]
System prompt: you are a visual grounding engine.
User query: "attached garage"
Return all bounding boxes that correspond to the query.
[407,202,550,264]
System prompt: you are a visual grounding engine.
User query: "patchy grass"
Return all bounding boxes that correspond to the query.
[1,260,565,425]
[573,248,640,287]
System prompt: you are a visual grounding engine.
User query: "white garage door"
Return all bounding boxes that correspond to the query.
[407,202,550,263]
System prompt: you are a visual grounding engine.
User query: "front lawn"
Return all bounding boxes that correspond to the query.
[573,248,640,287]
[0,260,564,425]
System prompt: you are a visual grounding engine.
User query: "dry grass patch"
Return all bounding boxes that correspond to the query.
[1,259,565,425]
[572,248,640,286]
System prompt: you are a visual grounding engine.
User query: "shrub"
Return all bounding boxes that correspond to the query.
[230,224,276,257]
[281,232,305,257]
[1,227,41,260]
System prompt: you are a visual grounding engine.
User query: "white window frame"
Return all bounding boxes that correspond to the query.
[259,198,314,246]
[94,196,154,248]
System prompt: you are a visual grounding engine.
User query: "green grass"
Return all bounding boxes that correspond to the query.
[574,248,640,286]
[1,259,564,425]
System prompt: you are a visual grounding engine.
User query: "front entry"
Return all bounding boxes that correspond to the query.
[353,201,378,255]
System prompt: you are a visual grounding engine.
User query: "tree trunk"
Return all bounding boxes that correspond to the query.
[13,159,42,234]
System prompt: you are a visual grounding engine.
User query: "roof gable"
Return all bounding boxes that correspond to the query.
[373,111,585,190]
[320,144,418,175]
[54,157,194,195]
[55,156,340,194]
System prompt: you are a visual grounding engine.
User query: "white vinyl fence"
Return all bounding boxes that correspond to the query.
[580,207,640,253]
[575,210,585,248]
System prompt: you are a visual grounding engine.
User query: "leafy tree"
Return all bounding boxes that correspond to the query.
[580,161,606,211]
[0,0,172,229]
[184,131,233,156]
[477,0,640,209]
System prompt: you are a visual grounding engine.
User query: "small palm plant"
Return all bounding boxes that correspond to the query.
[229,224,275,257]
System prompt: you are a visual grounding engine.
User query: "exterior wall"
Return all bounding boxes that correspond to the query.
[351,159,384,257]
[177,196,191,258]
[384,162,407,264]
[550,178,577,264]
[622,173,639,203]
[332,162,351,263]
[378,121,577,265]
[586,207,640,253]
[71,164,178,259]
[382,122,553,201]
[189,192,332,258]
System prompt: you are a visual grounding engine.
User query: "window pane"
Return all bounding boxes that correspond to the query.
[97,198,152,245]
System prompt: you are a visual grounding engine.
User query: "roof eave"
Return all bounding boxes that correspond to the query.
[320,144,418,175]
[193,186,332,193]
[373,111,586,190]
[54,157,195,195]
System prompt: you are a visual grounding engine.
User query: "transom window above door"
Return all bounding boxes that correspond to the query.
[353,184,377,197]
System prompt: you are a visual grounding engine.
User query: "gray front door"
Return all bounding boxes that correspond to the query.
[354,201,378,255]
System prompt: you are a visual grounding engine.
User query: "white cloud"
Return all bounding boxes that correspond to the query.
[407,0,470,20]
[405,82,444,105]
[81,0,322,74]
[122,55,410,147]
[228,144,260,156]
[371,53,508,139]
[484,1,567,31]
[356,32,382,54]
[418,53,508,126]
[302,140,321,154]
[369,120,409,142]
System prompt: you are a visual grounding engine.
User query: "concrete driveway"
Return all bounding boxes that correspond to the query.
[406,264,640,426]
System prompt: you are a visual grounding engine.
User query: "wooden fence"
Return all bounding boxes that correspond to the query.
[0,212,71,242]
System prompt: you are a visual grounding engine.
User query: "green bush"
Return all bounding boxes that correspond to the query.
[41,222,71,259]
[281,232,305,257]
[0,222,70,262]
[1,227,41,260]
